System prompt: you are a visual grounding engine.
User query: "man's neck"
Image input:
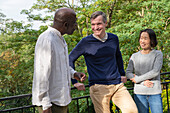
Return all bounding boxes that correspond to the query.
[93,33,107,42]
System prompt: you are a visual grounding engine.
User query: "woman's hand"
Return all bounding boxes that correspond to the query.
[130,74,136,83]
[144,80,154,88]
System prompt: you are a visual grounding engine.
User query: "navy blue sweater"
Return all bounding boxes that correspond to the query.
[69,33,125,86]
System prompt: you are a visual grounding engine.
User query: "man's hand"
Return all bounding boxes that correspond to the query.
[74,83,85,91]
[43,107,52,113]
[74,72,86,82]
[121,76,127,83]
[144,80,154,88]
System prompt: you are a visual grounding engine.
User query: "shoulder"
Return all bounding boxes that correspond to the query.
[153,49,163,54]
[107,33,118,38]
[75,35,92,47]
[152,49,163,57]
[37,29,61,48]
[38,31,50,42]
[130,51,140,59]
[80,34,94,42]
[133,51,141,55]
[84,34,94,39]
[107,33,119,42]
[39,29,55,40]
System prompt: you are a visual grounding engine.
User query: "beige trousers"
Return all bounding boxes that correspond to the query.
[90,83,138,113]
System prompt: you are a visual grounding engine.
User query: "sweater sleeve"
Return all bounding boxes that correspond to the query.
[71,78,78,84]
[69,38,85,84]
[126,54,135,79]
[135,51,163,83]
[116,36,125,76]
[69,39,85,69]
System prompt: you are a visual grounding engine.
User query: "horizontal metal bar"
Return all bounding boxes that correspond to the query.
[0,105,36,112]
[0,94,32,101]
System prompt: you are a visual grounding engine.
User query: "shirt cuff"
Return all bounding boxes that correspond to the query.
[42,103,52,110]
[70,66,77,79]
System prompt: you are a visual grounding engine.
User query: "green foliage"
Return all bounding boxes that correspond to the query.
[70,88,95,113]
[0,19,45,96]
[162,88,170,113]
[0,0,169,112]
[0,49,33,96]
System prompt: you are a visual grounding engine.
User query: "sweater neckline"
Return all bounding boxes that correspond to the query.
[139,49,155,55]
[91,33,109,42]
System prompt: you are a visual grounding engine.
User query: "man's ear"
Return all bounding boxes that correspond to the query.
[63,22,69,29]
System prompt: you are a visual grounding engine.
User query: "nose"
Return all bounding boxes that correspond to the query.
[93,25,99,30]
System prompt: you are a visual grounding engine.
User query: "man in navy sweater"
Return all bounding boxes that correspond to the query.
[69,11,138,113]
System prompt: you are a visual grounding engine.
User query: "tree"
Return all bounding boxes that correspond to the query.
[0,0,169,112]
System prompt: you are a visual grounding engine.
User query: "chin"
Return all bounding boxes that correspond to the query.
[141,47,146,50]
[94,33,101,36]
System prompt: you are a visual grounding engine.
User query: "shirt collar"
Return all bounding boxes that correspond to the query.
[48,26,66,44]
[92,33,108,42]
[48,26,62,38]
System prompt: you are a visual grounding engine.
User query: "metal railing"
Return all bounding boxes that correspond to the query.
[0,72,169,113]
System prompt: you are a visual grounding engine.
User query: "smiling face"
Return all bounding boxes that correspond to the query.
[139,32,152,50]
[91,15,107,38]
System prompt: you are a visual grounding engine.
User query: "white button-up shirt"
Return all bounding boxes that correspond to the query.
[32,26,76,110]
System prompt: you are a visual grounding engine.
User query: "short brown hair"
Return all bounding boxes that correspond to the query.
[90,11,107,23]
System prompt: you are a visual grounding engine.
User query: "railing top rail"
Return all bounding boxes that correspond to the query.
[0,105,36,112]
[160,72,170,75]
[0,94,32,101]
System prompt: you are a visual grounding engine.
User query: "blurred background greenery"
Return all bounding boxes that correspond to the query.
[0,0,169,112]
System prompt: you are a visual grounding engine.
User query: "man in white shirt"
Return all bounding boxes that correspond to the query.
[32,8,86,113]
